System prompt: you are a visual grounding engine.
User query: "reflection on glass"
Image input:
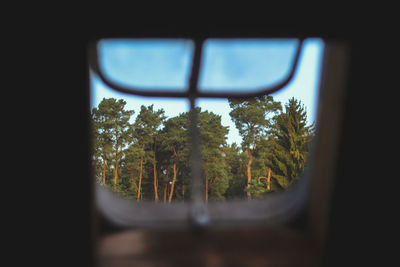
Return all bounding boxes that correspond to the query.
[198,39,299,93]
[98,39,194,91]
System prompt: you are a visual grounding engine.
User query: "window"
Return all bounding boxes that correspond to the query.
[89,37,341,230]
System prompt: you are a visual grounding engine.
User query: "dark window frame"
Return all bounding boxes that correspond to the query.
[88,36,348,235]
[88,37,303,98]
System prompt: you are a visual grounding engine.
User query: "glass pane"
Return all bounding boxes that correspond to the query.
[91,38,324,209]
[198,39,299,93]
[97,39,194,92]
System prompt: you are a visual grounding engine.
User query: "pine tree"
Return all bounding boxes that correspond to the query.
[118,143,141,199]
[268,98,314,189]
[91,108,112,185]
[160,113,190,203]
[228,96,281,199]
[91,98,134,188]
[91,96,314,202]
[224,143,248,200]
[133,105,166,202]
[199,110,229,202]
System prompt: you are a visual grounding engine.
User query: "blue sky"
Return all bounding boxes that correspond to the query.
[91,38,324,145]
[98,39,194,90]
[198,39,299,92]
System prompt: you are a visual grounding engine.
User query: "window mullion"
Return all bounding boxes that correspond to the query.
[187,39,210,227]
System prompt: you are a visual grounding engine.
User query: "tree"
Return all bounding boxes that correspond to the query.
[224,143,248,200]
[91,108,112,185]
[228,96,281,199]
[91,98,134,188]
[246,137,279,197]
[91,96,314,202]
[133,105,166,202]
[118,143,141,199]
[268,98,314,189]
[199,110,229,202]
[160,113,190,203]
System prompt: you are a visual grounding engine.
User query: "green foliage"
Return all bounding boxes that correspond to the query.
[91,98,134,185]
[91,96,314,202]
[267,98,314,189]
[228,95,281,150]
[160,113,190,166]
[199,109,230,201]
[134,105,165,145]
[224,143,248,199]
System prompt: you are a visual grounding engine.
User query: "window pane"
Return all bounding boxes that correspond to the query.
[91,38,325,227]
[198,39,299,93]
[98,39,194,91]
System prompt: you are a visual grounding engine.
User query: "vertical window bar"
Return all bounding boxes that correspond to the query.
[187,39,210,227]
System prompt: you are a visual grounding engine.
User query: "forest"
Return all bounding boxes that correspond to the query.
[91,95,314,203]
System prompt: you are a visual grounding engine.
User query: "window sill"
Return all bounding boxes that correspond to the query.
[98,227,317,267]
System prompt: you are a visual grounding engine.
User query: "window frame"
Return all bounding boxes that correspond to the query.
[88,37,304,98]
[88,36,348,234]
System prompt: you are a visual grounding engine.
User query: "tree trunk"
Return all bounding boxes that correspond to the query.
[168,163,177,203]
[137,145,144,202]
[168,149,178,203]
[114,137,119,189]
[247,149,253,200]
[163,168,169,203]
[164,183,168,203]
[114,151,118,189]
[205,177,208,204]
[102,155,106,185]
[182,177,184,203]
[267,168,271,191]
[153,158,158,202]
[114,162,118,186]
[153,143,159,202]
